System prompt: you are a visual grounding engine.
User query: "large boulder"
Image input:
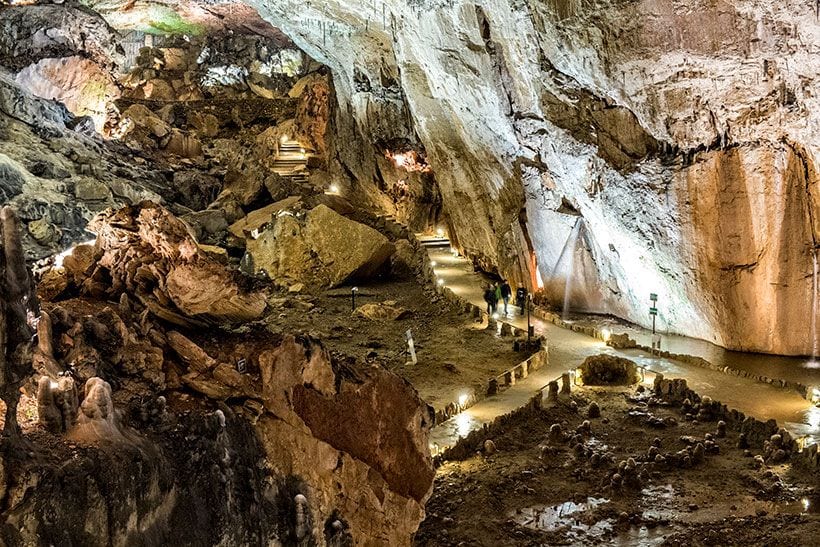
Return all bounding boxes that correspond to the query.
[305,204,395,284]
[579,354,640,385]
[246,204,394,287]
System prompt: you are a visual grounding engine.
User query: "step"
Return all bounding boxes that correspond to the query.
[419,239,451,248]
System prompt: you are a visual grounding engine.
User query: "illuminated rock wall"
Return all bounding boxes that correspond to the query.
[251,0,820,355]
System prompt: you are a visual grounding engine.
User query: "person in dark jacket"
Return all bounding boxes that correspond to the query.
[500,280,512,316]
[516,286,528,315]
[484,284,497,315]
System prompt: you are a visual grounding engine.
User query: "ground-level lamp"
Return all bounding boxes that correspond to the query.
[351,287,359,311]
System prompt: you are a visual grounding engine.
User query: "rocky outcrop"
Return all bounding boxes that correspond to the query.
[16,56,121,132]
[0,5,122,72]
[5,194,434,544]
[247,203,395,287]
[579,354,640,386]
[0,71,169,259]
[56,201,269,325]
[9,292,433,545]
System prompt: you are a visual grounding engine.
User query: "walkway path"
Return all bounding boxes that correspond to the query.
[424,245,820,450]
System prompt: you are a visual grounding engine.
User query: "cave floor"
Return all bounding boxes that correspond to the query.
[427,249,820,447]
[417,386,820,546]
[260,277,535,414]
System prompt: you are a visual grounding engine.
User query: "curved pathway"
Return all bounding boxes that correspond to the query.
[425,246,819,450]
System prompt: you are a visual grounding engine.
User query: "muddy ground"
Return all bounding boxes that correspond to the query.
[415,385,819,546]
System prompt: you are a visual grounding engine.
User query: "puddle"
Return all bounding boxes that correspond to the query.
[513,497,610,535]
[641,482,818,524]
[616,524,671,546]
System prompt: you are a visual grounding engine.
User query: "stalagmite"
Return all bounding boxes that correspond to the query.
[0,206,37,440]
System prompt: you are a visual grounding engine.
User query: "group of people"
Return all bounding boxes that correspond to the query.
[484,280,528,316]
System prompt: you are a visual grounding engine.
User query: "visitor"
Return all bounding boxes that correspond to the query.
[484,284,496,315]
[493,282,502,314]
[500,280,512,316]
[516,286,528,315]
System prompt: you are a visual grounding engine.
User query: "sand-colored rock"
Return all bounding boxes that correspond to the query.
[228,195,301,238]
[247,204,394,287]
[304,204,394,285]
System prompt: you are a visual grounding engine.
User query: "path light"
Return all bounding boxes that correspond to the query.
[601,328,611,343]
[351,287,359,311]
[430,260,437,267]
[436,227,444,237]
[281,134,289,143]
[328,184,339,194]
[450,246,458,256]
[492,313,499,321]
[437,278,444,286]
[458,393,469,408]
[456,412,472,437]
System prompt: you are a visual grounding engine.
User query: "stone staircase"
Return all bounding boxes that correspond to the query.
[415,233,451,249]
[373,213,410,240]
[273,139,312,188]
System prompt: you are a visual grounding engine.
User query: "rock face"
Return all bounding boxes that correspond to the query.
[0,5,122,72]
[3,203,434,545]
[5,317,434,545]
[250,0,820,355]
[247,204,395,287]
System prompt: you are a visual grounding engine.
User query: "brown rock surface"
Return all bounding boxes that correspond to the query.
[83,202,266,324]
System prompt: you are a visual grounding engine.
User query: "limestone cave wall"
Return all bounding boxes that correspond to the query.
[250,0,820,355]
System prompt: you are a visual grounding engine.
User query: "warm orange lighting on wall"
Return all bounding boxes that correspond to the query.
[531,252,543,289]
[385,150,431,173]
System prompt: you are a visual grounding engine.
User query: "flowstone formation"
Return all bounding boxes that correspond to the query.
[1,203,435,545]
[249,0,820,355]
